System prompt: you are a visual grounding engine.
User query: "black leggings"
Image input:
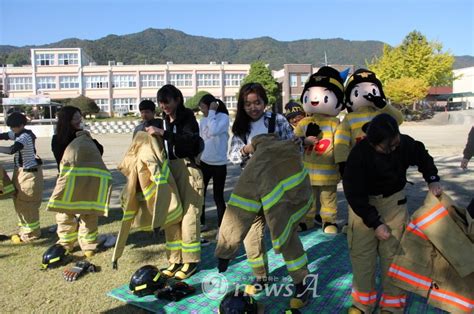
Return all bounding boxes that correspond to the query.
[200,161,227,227]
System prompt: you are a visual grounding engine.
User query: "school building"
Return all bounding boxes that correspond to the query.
[0,48,250,115]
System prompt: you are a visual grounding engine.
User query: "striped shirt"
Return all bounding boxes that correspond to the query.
[7,130,39,169]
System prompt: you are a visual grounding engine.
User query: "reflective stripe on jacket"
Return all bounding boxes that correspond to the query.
[388,192,474,314]
[47,131,112,216]
[0,164,15,199]
[118,131,183,230]
[227,134,313,253]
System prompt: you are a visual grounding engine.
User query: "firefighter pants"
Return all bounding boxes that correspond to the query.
[165,159,204,264]
[56,213,98,252]
[347,190,408,313]
[217,205,310,284]
[13,167,43,241]
[303,185,337,228]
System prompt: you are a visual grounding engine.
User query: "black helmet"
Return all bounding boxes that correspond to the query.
[41,244,70,270]
[129,265,167,297]
[218,290,258,314]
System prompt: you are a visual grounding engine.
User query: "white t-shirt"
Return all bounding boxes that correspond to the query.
[248,114,268,143]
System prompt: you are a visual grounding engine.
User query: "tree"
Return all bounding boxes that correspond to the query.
[69,95,100,118]
[185,90,210,112]
[241,61,280,107]
[384,77,429,109]
[368,30,455,87]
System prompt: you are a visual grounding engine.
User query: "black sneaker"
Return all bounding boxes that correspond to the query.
[162,263,183,277]
[174,263,198,280]
[200,238,210,247]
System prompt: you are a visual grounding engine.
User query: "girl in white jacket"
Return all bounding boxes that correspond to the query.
[198,94,230,231]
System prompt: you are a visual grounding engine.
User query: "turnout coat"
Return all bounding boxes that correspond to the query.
[387,193,474,314]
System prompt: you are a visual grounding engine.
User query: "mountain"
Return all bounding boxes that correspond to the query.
[0,28,472,70]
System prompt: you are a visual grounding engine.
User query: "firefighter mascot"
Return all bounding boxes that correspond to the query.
[334,68,403,176]
[293,66,344,234]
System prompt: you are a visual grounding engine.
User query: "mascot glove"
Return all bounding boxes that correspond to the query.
[305,123,321,137]
[363,93,386,109]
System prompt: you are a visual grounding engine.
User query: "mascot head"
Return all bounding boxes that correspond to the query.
[300,66,344,117]
[345,69,385,112]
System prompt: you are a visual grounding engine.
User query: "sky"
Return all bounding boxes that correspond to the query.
[0,0,473,56]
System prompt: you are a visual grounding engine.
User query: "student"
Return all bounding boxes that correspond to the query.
[224,82,299,292]
[51,106,103,169]
[0,112,44,243]
[198,94,229,233]
[284,101,305,130]
[461,126,474,170]
[146,84,204,280]
[343,114,442,314]
[50,106,105,257]
[133,100,159,137]
[229,82,295,168]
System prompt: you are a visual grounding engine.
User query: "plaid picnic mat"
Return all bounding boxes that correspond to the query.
[108,229,446,313]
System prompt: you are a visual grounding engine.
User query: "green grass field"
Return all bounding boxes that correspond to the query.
[0,199,218,312]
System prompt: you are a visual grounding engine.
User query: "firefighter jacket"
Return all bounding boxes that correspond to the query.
[293,114,340,186]
[0,164,15,199]
[118,131,183,231]
[47,131,112,216]
[334,105,404,164]
[388,192,474,314]
[217,134,313,257]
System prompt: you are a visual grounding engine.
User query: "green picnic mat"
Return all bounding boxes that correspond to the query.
[108,229,446,313]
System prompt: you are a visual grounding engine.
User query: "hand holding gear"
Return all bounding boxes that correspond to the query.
[305,123,321,137]
[363,93,386,109]
[63,260,98,282]
[218,258,230,273]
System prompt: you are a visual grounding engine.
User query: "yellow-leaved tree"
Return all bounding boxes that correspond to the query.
[368,30,455,109]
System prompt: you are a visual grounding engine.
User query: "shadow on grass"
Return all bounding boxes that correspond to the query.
[102,304,156,314]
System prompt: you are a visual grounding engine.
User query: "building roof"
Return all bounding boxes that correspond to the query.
[428,86,452,95]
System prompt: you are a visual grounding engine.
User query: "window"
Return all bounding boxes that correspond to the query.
[113,98,138,114]
[95,99,109,112]
[140,74,165,88]
[35,53,55,66]
[301,74,309,86]
[112,75,137,88]
[224,96,237,109]
[290,74,298,87]
[197,73,220,87]
[84,76,109,89]
[58,53,79,65]
[141,97,157,104]
[36,76,56,90]
[59,76,79,89]
[0,77,3,91]
[7,77,33,91]
[169,73,192,87]
[224,73,246,86]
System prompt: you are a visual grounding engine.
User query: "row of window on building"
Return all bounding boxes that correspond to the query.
[4,73,247,91]
[93,95,238,113]
[35,53,79,66]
